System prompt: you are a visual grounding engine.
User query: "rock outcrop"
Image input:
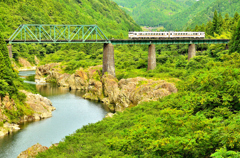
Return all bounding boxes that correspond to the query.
[20,90,56,120]
[35,64,178,112]
[35,63,61,83]
[0,91,56,137]
[17,57,36,71]
[17,143,48,158]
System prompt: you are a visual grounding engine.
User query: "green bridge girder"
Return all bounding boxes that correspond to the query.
[8,24,109,44]
[5,39,230,45]
[109,39,230,45]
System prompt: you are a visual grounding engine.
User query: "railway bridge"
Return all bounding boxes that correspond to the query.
[5,24,230,77]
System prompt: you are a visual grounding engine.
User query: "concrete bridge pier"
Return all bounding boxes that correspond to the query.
[7,45,13,58]
[225,44,229,50]
[188,44,196,61]
[148,44,156,70]
[102,43,115,77]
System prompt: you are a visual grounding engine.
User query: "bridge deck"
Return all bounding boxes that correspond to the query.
[5,39,229,45]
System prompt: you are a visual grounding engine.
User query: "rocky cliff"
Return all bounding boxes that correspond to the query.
[35,63,177,112]
[0,90,56,137]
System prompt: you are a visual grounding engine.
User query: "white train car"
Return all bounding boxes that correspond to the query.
[129,31,205,39]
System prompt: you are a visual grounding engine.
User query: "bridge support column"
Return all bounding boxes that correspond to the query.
[103,43,115,77]
[226,44,229,50]
[7,45,13,58]
[148,44,156,70]
[188,44,196,61]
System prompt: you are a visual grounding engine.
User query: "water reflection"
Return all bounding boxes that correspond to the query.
[36,83,69,96]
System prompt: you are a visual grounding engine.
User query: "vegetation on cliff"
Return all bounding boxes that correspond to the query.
[0,32,39,124]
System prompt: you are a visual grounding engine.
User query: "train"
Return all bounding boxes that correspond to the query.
[128,31,205,39]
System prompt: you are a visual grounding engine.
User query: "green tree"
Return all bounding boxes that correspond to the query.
[210,10,219,35]
[229,20,240,53]
[218,13,223,34]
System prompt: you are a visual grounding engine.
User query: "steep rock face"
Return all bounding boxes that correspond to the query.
[102,74,119,104]
[75,69,89,90]
[17,143,48,158]
[36,64,178,112]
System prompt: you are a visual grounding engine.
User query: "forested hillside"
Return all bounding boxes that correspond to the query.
[112,0,240,31]
[164,0,216,30]
[184,0,240,29]
[112,0,196,27]
[0,0,140,38]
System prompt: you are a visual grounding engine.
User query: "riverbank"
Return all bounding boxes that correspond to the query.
[35,63,178,112]
[0,70,108,158]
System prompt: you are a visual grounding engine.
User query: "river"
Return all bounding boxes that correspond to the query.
[0,71,109,158]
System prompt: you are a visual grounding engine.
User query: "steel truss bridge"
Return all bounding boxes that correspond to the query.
[5,24,231,77]
[6,24,230,45]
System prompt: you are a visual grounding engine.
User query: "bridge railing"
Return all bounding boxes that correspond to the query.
[8,24,109,44]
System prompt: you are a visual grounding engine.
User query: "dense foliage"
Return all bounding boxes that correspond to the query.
[190,10,239,41]
[38,44,240,158]
[0,32,17,97]
[229,19,240,53]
